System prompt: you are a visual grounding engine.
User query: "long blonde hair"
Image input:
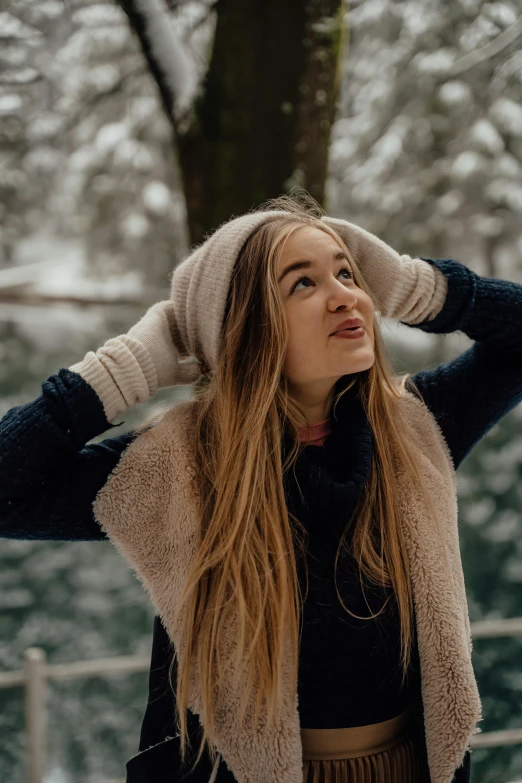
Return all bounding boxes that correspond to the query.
[167,192,451,771]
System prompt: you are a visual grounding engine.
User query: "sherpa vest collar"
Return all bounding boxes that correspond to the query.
[92,387,482,783]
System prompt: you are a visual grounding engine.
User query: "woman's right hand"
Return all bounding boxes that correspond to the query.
[126,300,202,389]
[68,300,202,422]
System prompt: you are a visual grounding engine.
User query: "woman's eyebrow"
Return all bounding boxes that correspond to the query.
[278,251,350,283]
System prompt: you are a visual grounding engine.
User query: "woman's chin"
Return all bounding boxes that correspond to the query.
[340,352,375,375]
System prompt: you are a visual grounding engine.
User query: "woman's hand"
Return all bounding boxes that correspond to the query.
[68,300,202,422]
[126,300,201,389]
[322,216,448,324]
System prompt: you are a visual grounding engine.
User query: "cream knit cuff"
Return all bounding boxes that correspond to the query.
[68,335,158,422]
[390,258,449,324]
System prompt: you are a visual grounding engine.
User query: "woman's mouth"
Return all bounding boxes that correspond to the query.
[332,326,365,339]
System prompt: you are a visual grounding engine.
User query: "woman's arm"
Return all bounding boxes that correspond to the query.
[0,300,201,541]
[402,258,522,469]
[0,368,136,540]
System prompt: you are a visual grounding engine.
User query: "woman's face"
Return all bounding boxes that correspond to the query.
[277,225,375,399]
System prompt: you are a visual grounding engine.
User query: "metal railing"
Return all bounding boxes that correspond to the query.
[2,617,522,783]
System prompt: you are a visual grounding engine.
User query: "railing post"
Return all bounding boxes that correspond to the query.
[24,647,47,783]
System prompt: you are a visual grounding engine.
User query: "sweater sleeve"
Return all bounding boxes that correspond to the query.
[0,368,137,541]
[402,258,522,469]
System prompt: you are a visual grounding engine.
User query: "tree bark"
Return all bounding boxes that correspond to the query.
[179,0,344,243]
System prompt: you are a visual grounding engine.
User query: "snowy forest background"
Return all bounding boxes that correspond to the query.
[1,0,522,781]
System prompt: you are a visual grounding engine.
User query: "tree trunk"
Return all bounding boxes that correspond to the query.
[119,0,344,244]
[178,0,344,243]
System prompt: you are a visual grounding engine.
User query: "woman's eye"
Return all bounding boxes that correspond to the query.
[291,266,353,294]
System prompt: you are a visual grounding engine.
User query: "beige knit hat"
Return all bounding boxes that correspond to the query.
[170,208,449,375]
[170,210,288,372]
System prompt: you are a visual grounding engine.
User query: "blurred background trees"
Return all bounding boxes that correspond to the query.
[1,1,522,781]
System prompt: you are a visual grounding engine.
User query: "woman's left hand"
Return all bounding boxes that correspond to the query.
[321,216,448,324]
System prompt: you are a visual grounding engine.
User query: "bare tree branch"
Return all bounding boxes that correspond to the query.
[2,8,48,37]
[0,35,43,43]
[58,64,146,135]
[0,289,168,308]
[182,0,217,41]
[0,73,43,86]
[116,0,196,136]
[451,17,522,76]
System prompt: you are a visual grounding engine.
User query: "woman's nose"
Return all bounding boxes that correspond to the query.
[330,282,358,307]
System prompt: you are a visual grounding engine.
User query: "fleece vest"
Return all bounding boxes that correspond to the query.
[92,383,482,783]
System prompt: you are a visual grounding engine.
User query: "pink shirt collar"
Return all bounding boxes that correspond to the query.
[297,418,332,446]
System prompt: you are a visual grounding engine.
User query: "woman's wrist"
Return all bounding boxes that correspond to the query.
[384,257,448,324]
[68,335,158,422]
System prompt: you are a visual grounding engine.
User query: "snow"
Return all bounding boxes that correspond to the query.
[2,45,27,67]
[71,4,126,27]
[0,94,23,114]
[485,181,522,212]
[27,112,66,143]
[496,153,521,178]
[95,122,129,154]
[55,26,129,69]
[24,147,62,175]
[350,0,389,27]
[459,15,501,51]
[0,302,106,341]
[401,5,438,37]
[142,181,171,214]
[381,317,437,352]
[451,151,485,181]
[469,118,505,156]
[113,139,155,171]
[29,1,63,21]
[436,190,465,216]
[0,67,40,85]
[504,182,522,212]
[120,212,150,239]
[504,556,522,583]
[470,213,504,238]
[483,2,518,28]
[0,233,145,314]
[414,49,457,77]
[465,497,496,527]
[330,135,358,165]
[0,12,43,38]
[489,98,522,137]
[85,63,121,92]
[350,117,411,184]
[482,509,520,542]
[311,16,339,36]
[47,766,69,783]
[134,0,197,119]
[129,96,159,123]
[437,80,474,108]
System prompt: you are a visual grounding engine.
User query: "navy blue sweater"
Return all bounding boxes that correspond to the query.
[1,257,522,735]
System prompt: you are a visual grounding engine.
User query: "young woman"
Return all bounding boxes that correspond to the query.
[2,193,522,783]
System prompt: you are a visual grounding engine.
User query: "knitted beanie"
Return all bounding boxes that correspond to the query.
[69,208,448,422]
[169,208,447,373]
[170,209,288,372]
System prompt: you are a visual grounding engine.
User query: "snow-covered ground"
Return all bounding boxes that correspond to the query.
[0,232,144,303]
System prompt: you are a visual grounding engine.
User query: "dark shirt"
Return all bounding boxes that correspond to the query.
[1,258,522,733]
